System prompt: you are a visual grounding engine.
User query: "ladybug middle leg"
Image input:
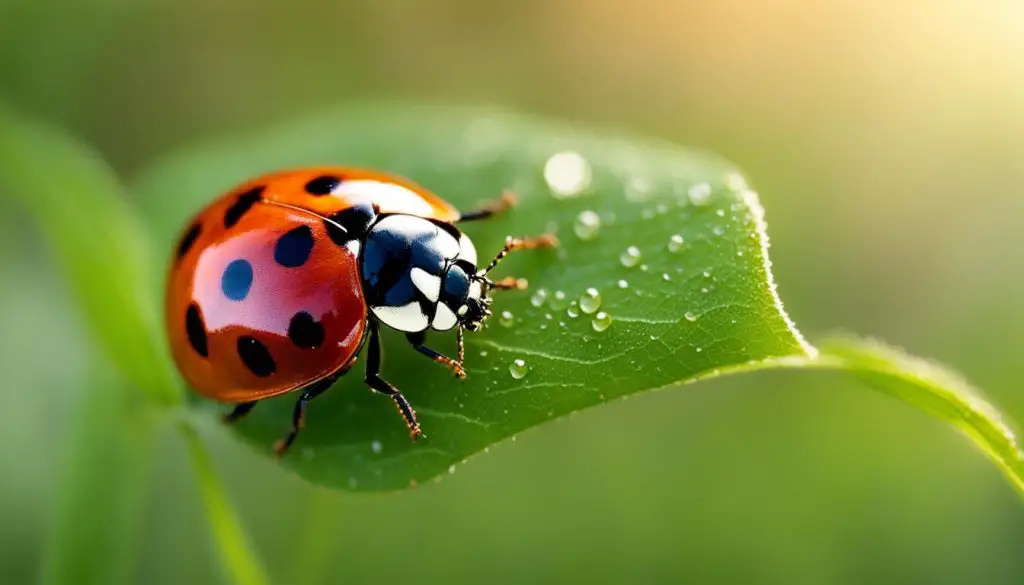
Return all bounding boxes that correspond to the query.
[273,369,345,457]
[365,319,424,440]
[456,190,518,222]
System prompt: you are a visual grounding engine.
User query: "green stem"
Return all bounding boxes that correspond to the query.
[40,369,158,585]
[291,489,344,585]
[179,422,271,585]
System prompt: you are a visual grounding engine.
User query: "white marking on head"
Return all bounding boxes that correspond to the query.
[457,304,469,316]
[469,280,482,301]
[458,233,478,266]
[331,180,434,216]
[371,302,428,332]
[410,267,441,302]
[431,302,458,331]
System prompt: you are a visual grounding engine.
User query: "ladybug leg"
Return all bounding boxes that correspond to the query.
[273,372,341,457]
[457,190,518,223]
[480,234,559,276]
[222,401,257,424]
[365,320,424,441]
[406,330,466,379]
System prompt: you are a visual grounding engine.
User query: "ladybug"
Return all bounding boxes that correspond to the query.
[165,166,556,455]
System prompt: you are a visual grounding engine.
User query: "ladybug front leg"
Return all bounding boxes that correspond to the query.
[406,330,466,379]
[365,320,424,441]
[222,401,257,424]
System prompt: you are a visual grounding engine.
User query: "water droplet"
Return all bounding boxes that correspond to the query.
[591,312,613,332]
[712,226,725,236]
[566,301,580,318]
[574,210,601,240]
[688,182,712,206]
[619,246,642,267]
[640,264,649,272]
[617,279,629,289]
[684,311,698,322]
[736,251,744,257]
[480,350,489,357]
[448,464,457,474]
[702,270,712,278]
[371,441,382,454]
[625,177,652,201]
[696,347,703,353]
[725,172,748,192]
[701,287,709,294]
[540,323,548,330]
[499,310,514,327]
[544,151,591,198]
[667,234,684,253]
[509,359,529,379]
[579,288,602,314]
[549,290,568,310]
[662,273,671,282]
[530,288,549,308]
[544,313,553,320]
[715,209,726,217]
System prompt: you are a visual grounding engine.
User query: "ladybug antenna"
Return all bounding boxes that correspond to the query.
[478,233,559,279]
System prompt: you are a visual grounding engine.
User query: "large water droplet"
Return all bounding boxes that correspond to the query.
[619,246,642,267]
[688,183,712,206]
[544,151,591,198]
[579,288,602,314]
[509,358,529,379]
[684,311,698,322]
[574,210,601,240]
[667,234,685,253]
[530,288,548,308]
[499,310,514,327]
[591,312,613,332]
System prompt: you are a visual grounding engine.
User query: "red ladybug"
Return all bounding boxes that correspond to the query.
[165,167,556,455]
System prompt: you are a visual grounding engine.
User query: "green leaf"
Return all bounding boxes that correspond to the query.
[0,107,181,406]
[815,337,1024,495]
[131,103,814,491]
[40,367,158,585]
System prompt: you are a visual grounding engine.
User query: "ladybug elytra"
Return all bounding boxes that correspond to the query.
[165,166,556,454]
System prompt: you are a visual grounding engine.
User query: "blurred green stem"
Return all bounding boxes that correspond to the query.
[41,369,157,585]
[291,489,344,585]
[179,421,271,585]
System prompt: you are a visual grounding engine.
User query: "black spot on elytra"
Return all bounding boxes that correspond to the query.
[304,175,341,196]
[176,222,202,260]
[324,202,377,246]
[221,259,253,301]
[287,311,325,349]
[274,225,314,268]
[224,186,263,228]
[237,336,275,377]
[185,303,208,357]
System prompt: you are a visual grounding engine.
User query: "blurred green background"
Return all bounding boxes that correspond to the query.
[3,1,1024,584]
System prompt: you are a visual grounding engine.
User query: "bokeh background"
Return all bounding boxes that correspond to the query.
[3,1,1024,584]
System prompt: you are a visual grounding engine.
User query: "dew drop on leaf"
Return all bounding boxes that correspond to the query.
[579,287,602,314]
[667,234,684,253]
[591,312,613,332]
[530,288,548,308]
[566,301,580,318]
[499,310,514,327]
[544,151,591,198]
[688,182,712,206]
[685,311,698,322]
[619,246,642,267]
[549,290,568,310]
[574,210,601,240]
[371,441,382,454]
[509,359,529,380]
[617,279,629,289]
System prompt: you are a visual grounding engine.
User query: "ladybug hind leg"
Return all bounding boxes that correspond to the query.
[365,320,424,441]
